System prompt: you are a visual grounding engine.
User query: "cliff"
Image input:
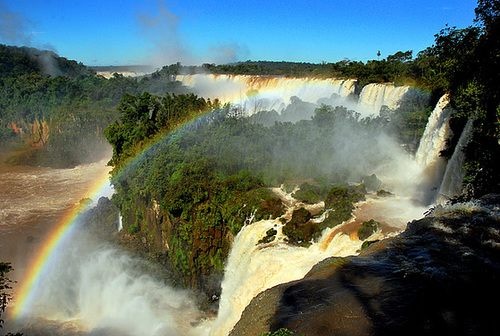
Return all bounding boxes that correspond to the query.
[231,194,500,336]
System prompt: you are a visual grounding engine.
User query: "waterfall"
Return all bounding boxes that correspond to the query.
[12,229,204,336]
[175,74,357,114]
[175,75,419,118]
[416,94,451,165]
[415,94,453,204]
[357,83,410,115]
[118,213,123,232]
[437,119,474,202]
[209,217,370,336]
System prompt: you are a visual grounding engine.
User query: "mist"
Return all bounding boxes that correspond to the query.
[174,75,427,201]
[0,0,33,46]
[137,1,250,67]
[7,206,206,336]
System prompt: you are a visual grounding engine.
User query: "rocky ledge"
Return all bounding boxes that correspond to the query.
[231,195,500,336]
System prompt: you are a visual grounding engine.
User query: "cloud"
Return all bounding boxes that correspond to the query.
[0,0,33,45]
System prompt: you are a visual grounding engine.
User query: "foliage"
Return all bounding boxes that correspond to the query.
[377,189,393,197]
[425,1,500,197]
[322,186,366,228]
[0,44,188,167]
[292,182,331,204]
[282,208,317,247]
[258,228,278,244]
[106,87,416,283]
[262,329,296,336]
[154,51,447,91]
[0,262,13,328]
[358,219,380,240]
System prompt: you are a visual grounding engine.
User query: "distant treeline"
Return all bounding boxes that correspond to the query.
[0,44,187,167]
[153,49,444,92]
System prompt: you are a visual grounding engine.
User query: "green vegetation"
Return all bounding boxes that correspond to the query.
[153,49,446,91]
[292,182,331,204]
[258,228,278,245]
[262,329,296,336]
[423,0,500,198]
[358,219,380,240]
[0,44,187,167]
[377,189,393,197]
[322,186,366,228]
[281,184,368,247]
[282,208,316,247]
[106,87,403,287]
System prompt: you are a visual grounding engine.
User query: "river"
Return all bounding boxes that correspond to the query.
[0,160,112,333]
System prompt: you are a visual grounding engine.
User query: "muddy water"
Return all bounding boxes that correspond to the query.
[0,160,112,283]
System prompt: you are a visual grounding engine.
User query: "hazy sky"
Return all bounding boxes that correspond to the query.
[0,0,477,66]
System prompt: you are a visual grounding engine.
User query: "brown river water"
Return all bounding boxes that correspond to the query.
[0,160,112,285]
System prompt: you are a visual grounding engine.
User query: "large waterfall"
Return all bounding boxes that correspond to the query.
[357,83,410,116]
[415,94,474,204]
[209,194,385,336]
[175,74,412,118]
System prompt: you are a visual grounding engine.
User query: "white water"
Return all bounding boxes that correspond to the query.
[118,213,123,232]
[357,83,410,116]
[437,119,474,202]
[175,74,411,118]
[415,94,453,204]
[16,232,205,336]
[210,211,379,336]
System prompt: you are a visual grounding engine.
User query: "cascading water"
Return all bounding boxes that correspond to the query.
[357,83,410,116]
[174,75,357,112]
[175,74,411,118]
[118,213,123,232]
[9,213,206,336]
[415,94,453,204]
[437,119,474,202]
[208,199,383,336]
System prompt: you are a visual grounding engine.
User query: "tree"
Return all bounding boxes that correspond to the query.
[0,262,13,328]
[475,0,500,29]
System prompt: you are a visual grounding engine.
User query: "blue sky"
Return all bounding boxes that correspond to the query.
[0,0,478,66]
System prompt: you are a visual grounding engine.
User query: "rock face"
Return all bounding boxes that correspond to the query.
[231,195,500,336]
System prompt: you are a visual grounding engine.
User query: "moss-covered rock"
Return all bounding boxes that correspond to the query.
[282,208,319,247]
[357,219,380,240]
[258,228,278,244]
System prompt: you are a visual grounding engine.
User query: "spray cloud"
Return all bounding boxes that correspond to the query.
[137,1,250,67]
[0,0,33,46]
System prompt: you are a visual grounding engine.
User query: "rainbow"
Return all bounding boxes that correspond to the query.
[10,168,112,319]
[9,106,219,320]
